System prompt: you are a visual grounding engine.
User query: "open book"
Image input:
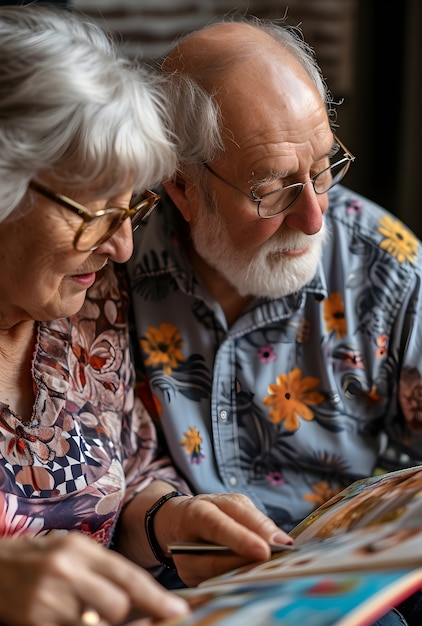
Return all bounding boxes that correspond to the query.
[161,465,422,626]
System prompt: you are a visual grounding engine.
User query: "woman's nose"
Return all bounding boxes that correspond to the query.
[95,218,134,262]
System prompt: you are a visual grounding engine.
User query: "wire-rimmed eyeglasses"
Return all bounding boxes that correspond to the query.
[30,180,160,252]
[203,136,355,218]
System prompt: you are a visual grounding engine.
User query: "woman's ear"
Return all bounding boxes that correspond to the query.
[164,174,196,223]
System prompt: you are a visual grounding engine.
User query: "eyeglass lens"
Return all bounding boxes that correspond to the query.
[258,158,350,218]
[75,195,158,251]
[76,212,125,251]
[130,196,159,231]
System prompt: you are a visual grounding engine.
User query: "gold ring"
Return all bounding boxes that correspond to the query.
[80,608,101,626]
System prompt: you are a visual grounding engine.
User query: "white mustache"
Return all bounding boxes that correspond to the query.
[266,223,326,254]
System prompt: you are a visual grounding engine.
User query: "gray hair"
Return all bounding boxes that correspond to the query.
[0,5,176,221]
[159,16,334,176]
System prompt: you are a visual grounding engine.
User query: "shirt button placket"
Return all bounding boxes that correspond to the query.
[219,409,228,421]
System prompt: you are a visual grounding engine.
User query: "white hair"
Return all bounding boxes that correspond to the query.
[0,5,176,221]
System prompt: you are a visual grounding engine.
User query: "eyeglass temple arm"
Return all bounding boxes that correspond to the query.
[203,163,261,202]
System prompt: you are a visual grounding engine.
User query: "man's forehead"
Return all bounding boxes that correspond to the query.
[219,61,325,134]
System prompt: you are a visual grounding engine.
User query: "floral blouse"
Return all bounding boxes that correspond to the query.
[0,264,182,546]
[128,185,422,532]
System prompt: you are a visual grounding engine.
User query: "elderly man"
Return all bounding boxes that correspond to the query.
[127,17,422,625]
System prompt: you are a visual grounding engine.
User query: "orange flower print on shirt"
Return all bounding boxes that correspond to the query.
[263,368,324,431]
[181,426,205,464]
[323,292,347,338]
[303,481,341,508]
[140,322,184,376]
[378,214,418,264]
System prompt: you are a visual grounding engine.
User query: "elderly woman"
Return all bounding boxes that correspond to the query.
[0,6,291,626]
[0,5,192,626]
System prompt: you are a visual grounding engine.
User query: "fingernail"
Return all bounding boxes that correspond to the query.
[272,531,293,545]
[168,596,190,616]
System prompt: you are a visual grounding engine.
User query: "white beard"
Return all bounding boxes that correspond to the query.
[190,202,327,299]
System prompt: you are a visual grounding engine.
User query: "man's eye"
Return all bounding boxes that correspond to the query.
[256,181,284,196]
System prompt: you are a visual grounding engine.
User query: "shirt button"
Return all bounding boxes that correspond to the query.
[219,410,228,420]
[229,476,237,486]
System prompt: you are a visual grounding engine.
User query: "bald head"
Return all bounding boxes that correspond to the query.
[163,23,281,88]
[163,20,328,102]
[160,18,332,170]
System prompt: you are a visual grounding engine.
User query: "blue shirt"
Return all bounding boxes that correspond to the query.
[127,185,422,531]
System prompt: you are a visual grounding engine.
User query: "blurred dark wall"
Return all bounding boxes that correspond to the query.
[0,1,68,4]
[341,0,421,236]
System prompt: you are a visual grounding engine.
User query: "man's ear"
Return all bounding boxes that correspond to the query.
[164,174,196,223]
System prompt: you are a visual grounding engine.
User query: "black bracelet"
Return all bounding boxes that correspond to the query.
[145,491,185,569]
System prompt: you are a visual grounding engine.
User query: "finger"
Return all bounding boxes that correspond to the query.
[212,493,293,546]
[179,495,292,560]
[31,534,188,625]
[174,551,258,587]
[175,498,270,560]
[126,571,190,621]
[77,551,189,623]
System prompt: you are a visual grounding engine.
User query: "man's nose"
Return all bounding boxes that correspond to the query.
[282,182,325,235]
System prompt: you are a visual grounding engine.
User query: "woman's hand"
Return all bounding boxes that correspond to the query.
[118,483,292,587]
[160,492,292,586]
[0,533,189,626]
